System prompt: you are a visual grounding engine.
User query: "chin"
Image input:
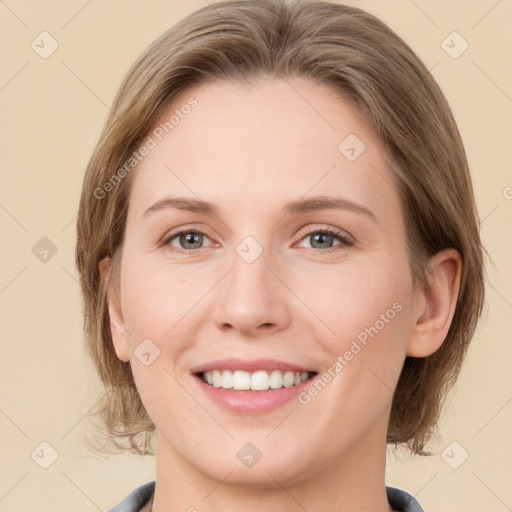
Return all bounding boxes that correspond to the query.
[188,440,311,488]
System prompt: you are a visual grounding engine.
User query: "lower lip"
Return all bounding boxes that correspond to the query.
[192,373,317,414]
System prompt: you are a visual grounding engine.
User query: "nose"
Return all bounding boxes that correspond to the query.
[211,243,291,337]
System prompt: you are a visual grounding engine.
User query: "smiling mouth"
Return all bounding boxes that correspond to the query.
[195,369,318,392]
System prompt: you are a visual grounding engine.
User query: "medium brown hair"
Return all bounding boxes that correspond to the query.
[76,0,486,456]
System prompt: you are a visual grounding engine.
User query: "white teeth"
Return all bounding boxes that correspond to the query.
[212,370,222,388]
[233,370,251,390]
[250,370,269,390]
[269,369,283,389]
[221,370,233,389]
[283,371,295,388]
[201,369,311,391]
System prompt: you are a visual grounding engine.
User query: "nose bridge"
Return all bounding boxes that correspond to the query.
[212,234,290,335]
[231,237,271,294]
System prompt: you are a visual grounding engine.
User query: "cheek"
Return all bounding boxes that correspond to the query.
[294,253,412,402]
[120,255,198,340]
[292,255,410,342]
[296,262,410,432]
[121,260,194,425]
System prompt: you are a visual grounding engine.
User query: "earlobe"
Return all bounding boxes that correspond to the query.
[406,249,462,357]
[99,257,130,363]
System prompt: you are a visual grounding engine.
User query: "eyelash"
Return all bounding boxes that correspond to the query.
[161,226,355,255]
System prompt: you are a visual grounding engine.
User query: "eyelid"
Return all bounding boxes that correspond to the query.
[294,224,355,245]
[160,224,218,250]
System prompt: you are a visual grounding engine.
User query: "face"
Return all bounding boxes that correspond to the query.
[109,76,420,486]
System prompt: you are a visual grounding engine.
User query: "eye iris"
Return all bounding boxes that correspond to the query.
[180,232,202,249]
[311,232,334,249]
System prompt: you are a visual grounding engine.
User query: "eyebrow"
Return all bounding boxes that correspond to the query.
[142,195,376,222]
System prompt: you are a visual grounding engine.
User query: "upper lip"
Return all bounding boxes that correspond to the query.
[190,358,316,374]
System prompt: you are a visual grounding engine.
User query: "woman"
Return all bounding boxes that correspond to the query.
[75,1,486,511]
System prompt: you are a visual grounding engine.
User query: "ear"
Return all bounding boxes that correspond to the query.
[406,248,462,357]
[99,257,130,363]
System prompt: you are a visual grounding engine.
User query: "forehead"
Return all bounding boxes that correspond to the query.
[128,76,400,222]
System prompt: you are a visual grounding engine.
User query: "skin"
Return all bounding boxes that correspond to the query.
[102,76,461,512]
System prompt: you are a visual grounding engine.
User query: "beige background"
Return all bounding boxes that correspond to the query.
[1,0,511,510]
